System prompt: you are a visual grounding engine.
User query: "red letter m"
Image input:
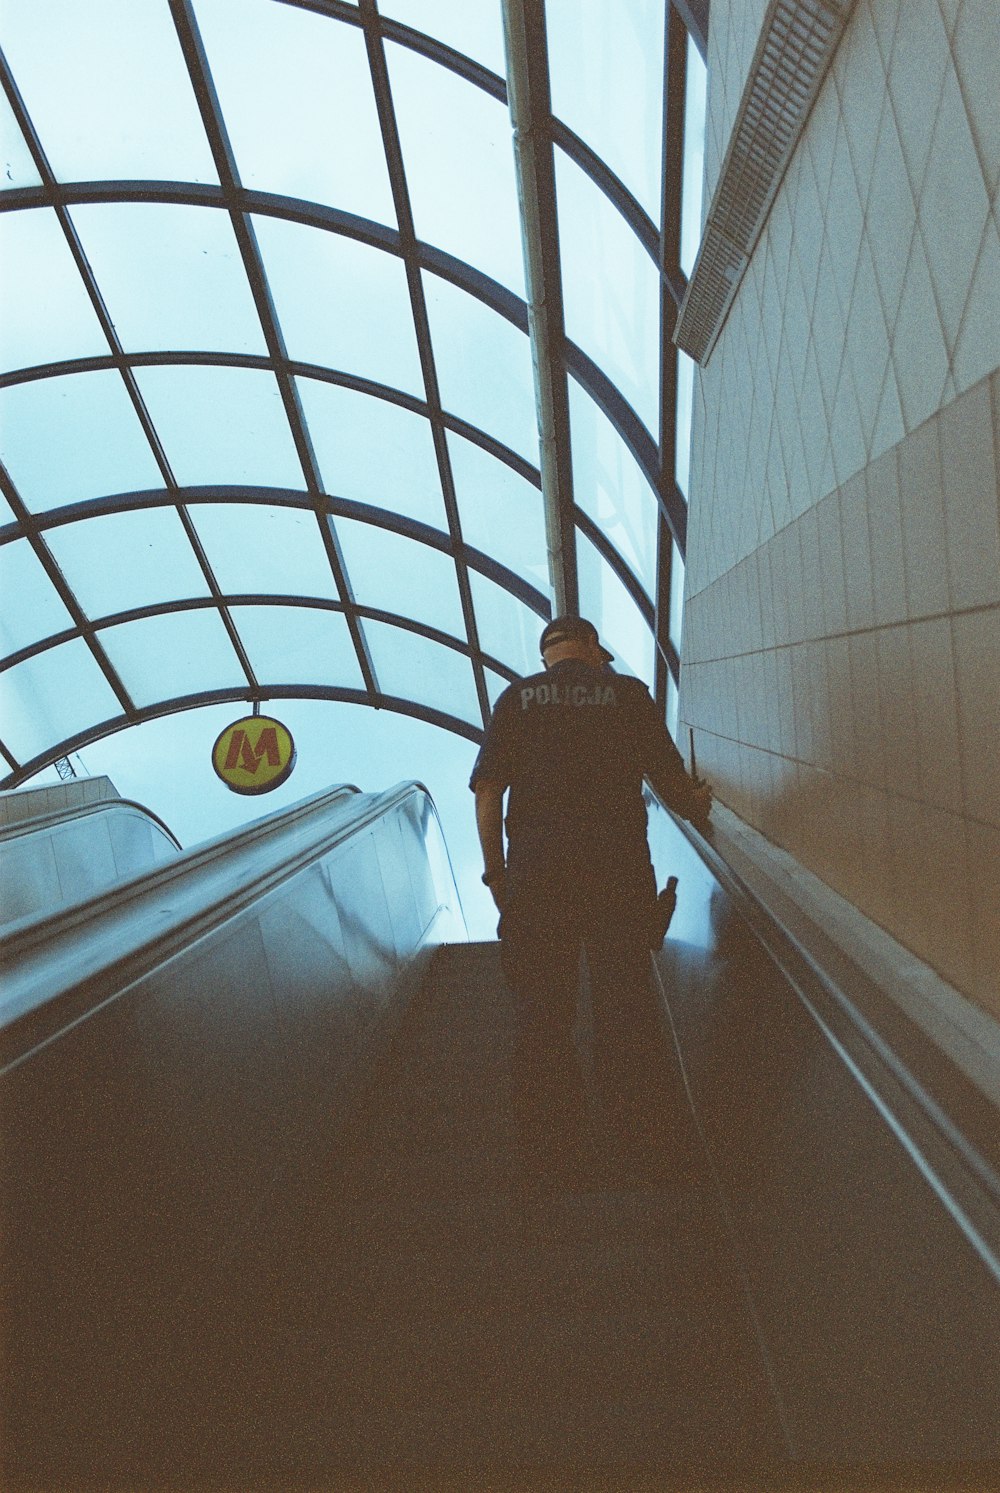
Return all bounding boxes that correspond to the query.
[223,727,281,775]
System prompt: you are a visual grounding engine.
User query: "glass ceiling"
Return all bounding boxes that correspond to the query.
[0,0,706,831]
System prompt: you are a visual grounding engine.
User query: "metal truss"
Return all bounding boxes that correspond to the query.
[0,0,708,783]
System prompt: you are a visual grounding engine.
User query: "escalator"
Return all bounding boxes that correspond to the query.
[2,780,998,1488]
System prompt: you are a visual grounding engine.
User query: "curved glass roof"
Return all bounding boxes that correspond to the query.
[0,0,707,919]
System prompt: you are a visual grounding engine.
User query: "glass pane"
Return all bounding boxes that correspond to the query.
[555,149,661,438]
[0,540,74,654]
[364,619,481,726]
[0,370,163,512]
[336,518,466,638]
[468,569,543,676]
[380,0,506,73]
[485,667,514,708]
[0,491,16,526]
[298,378,447,529]
[447,431,548,590]
[0,90,42,190]
[70,203,267,356]
[675,349,695,497]
[0,637,124,762]
[230,604,365,691]
[98,609,243,708]
[568,377,657,594]
[189,502,339,600]
[194,0,395,226]
[669,540,685,653]
[0,209,108,373]
[134,366,305,489]
[577,531,655,685]
[253,217,424,396]
[44,507,212,618]
[0,0,217,185]
[546,0,665,217]
[680,33,708,277]
[423,272,538,462]
[387,42,524,295]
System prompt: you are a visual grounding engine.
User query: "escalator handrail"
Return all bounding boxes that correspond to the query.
[0,795,183,851]
[0,781,452,1069]
[647,790,1000,1280]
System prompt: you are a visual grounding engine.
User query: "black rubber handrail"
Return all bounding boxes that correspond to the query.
[0,795,182,851]
[648,792,1000,1286]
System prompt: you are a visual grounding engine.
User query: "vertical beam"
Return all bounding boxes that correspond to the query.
[656,6,690,711]
[501,0,578,618]
[168,0,379,701]
[359,0,492,726]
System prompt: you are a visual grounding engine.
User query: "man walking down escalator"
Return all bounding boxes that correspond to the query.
[470,615,712,1188]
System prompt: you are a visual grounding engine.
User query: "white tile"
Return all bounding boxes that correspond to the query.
[785,523,806,645]
[885,1,950,198]
[951,0,1000,197]
[804,71,842,208]
[807,640,834,771]
[800,337,833,502]
[797,504,824,640]
[870,357,906,462]
[829,362,868,489]
[816,489,848,634]
[780,266,811,392]
[811,253,848,413]
[840,471,876,630]
[827,635,856,774]
[849,631,886,788]
[876,624,921,792]
[967,820,1000,1012]
[769,529,792,647]
[822,118,867,314]
[939,380,1000,610]
[936,0,962,36]
[897,413,950,618]
[783,414,811,523]
[788,643,809,759]
[834,0,888,207]
[911,614,964,815]
[891,229,951,433]
[952,209,1000,395]
[756,543,776,649]
[952,607,1000,828]
[993,371,1000,495]
[865,443,908,628]
[844,237,890,453]
[917,62,992,353]
[865,98,918,330]
[869,0,901,72]
[790,150,826,312]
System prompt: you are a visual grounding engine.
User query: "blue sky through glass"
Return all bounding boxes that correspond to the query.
[1,0,694,933]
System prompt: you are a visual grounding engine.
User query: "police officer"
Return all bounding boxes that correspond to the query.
[470,615,712,1188]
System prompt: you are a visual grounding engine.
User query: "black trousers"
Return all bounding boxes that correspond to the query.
[498,860,669,1164]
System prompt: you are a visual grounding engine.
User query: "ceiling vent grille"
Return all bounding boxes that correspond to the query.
[674,0,856,365]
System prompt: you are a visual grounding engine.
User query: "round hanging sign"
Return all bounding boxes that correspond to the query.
[212,714,296,795]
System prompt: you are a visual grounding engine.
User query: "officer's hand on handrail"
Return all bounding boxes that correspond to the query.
[687,777,713,833]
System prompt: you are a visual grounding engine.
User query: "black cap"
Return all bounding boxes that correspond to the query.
[539,615,614,662]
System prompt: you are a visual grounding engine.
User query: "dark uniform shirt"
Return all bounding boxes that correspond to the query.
[469,659,692,881]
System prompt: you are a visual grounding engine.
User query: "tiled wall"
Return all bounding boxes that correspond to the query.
[681,0,1000,1013]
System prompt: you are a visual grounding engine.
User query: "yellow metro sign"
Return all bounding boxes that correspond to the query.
[212,715,296,795]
